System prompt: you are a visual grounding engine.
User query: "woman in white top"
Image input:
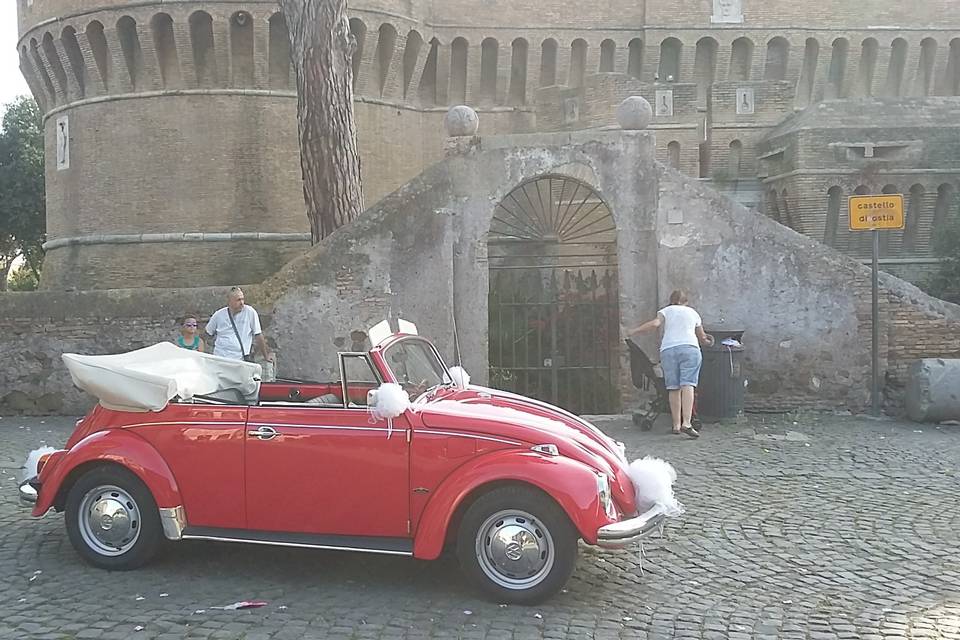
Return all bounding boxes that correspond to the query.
[628,289,714,438]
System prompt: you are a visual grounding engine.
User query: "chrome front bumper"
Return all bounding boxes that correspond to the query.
[596,505,666,548]
[18,476,39,507]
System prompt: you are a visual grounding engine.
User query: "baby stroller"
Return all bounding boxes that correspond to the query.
[625,338,702,432]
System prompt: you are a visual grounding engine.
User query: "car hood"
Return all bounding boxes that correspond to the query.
[418,385,637,512]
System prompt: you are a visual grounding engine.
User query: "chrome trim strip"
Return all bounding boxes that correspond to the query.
[248,423,392,433]
[120,421,247,429]
[180,534,413,556]
[418,429,522,447]
[338,353,384,410]
[159,506,187,541]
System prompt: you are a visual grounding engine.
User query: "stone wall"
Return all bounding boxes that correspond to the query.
[263,130,960,413]
[3,129,959,416]
[655,167,960,411]
[228,131,960,414]
[262,131,662,393]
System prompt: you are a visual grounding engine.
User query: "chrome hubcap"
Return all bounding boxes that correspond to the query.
[475,509,555,590]
[78,485,141,556]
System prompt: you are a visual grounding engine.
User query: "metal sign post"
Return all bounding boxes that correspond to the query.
[871,229,879,416]
[849,194,905,417]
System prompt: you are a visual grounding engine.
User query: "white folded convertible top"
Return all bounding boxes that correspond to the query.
[62,342,262,412]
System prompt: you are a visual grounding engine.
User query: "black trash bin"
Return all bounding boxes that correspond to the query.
[697,329,745,422]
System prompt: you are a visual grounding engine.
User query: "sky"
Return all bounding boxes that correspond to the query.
[0,1,32,109]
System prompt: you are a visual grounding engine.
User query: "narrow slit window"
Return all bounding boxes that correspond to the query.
[189,11,218,87]
[508,38,528,105]
[450,37,468,104]
[349,18,366,90]
[401,30,423,98]
[374,24,398,97]
[151,13,180,89]
[627,38,643,78]
[230,11,255,87]
[268,13,291,90]
[540,39,558,86]
[86,21,110,90]
[480,38,498,102]
[729,37,753,81]
[569,39,587,88]
[61,27,86,97]
[599,39,615,72]
[42,32,68,97]
[764,37,789,81]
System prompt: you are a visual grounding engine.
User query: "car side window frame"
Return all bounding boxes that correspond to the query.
[338,352,383,409]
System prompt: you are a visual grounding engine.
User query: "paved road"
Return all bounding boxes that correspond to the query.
[1,413,958,639]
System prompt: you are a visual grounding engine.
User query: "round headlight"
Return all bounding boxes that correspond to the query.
[595,472,618,520]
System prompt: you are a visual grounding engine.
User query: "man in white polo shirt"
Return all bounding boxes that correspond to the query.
[205,286,274,363]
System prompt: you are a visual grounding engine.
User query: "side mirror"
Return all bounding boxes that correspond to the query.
[448,366,471,389]
[366,389,379,408]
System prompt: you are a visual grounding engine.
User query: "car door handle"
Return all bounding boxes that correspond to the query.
[247,426,280,440]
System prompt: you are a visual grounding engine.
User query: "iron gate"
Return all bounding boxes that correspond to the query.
[487,175,620,414]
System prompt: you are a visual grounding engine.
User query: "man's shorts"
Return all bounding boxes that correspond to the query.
[660,344,703,390]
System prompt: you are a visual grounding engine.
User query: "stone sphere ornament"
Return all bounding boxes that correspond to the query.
[444,105,480,137]
[616,96,653,130]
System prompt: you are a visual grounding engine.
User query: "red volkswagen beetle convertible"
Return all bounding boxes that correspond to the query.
[19,328,666,603]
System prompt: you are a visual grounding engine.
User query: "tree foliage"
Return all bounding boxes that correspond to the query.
[0,96,45,290]
[7,262,39,291]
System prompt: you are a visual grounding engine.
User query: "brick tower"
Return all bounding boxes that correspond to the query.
[17,0,960,289]
[17,0,309,289]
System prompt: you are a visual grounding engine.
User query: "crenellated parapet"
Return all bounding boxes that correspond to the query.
[21,3,960,119]
[18,3,300,113]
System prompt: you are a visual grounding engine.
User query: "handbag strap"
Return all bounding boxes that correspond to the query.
[227,309,247,357]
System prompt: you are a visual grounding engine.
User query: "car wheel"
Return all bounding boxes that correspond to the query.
[64,465,162,570]
[456,485,578,604]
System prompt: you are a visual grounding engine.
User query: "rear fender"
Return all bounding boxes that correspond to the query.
[33,429,182,518]
[412,450,607,560]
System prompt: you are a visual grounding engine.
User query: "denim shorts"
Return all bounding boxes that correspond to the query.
[660,345,703,390]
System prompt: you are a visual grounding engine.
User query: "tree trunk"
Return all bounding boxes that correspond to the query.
[280,0,363,243]
[0,257,13,292]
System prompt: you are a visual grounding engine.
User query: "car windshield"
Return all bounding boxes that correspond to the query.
[382,338,451,396]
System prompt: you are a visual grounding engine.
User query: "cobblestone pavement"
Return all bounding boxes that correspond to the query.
[1,412,958,639]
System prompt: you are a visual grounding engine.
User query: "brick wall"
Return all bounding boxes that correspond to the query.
[758,101,960,269]
[5,131,958,417]
[16,0,960,291]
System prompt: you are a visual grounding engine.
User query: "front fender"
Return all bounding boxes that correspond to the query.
[33,429,182,517]
[413,450,609,560]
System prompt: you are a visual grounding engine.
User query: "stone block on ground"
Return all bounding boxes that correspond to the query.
[905,358,960,422]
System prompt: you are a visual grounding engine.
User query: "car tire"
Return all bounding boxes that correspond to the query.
[64,465,163,570]
[456,485,578,604]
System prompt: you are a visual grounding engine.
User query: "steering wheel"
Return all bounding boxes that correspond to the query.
[401,378,429,400]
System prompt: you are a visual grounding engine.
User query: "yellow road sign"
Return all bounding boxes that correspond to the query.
[849,194,904,231]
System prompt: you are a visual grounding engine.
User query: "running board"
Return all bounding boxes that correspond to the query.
[181,527,414,556]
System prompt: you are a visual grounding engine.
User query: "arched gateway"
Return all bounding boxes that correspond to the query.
[487,175,620,414]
